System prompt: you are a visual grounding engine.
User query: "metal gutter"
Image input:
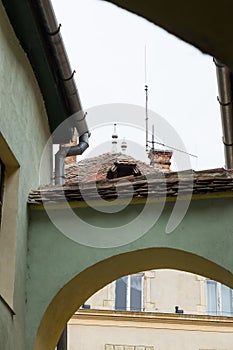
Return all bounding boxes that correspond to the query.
[34,0,90,184]
[2,0,89,145]
[34,0,89,142]
[214,58,233,169]
[2,0,66,137]
[3,0,90,184]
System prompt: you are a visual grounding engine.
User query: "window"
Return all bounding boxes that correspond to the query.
[0,159,5,224]
[107,161,142,179]
[206,280,233,316]
[115,273,143,311]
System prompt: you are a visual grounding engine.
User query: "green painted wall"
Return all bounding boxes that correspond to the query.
[0,2,51,349]
[27,196,233,350]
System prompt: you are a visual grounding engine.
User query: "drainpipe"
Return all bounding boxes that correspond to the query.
[214,58,233,169]
[55,132,89,185]
[57,326,67,350]
[35,0,90,184]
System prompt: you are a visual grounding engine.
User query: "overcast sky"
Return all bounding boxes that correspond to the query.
[52,0,224,171]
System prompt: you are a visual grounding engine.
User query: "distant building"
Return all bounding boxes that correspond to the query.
[68,270,233,350]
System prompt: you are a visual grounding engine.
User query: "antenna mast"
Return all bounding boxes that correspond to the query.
[152,124,155,151]
[111,123,118,153]
[145,46,149,153]
[144,47,198,160]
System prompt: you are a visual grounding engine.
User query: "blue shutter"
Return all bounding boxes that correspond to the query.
[221,284,233,316]
[207,280,217,315]
[115,277,127,311]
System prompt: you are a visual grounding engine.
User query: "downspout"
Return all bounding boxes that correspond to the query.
[55,132,89,185]
[35,0,89,184]
[214,58,233,169]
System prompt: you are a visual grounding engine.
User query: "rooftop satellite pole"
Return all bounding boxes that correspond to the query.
[143,47,198,161]
[145,45,149,154]
[152,124,155,151]
[150,124,155,166]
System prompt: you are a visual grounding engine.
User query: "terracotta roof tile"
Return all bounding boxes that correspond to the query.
[28,165,233,205]
[28,153,233,203]
[65,152,162,184]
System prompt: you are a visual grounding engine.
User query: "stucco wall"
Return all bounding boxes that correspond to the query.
[0,2,51,350]
[150,269,204,314]
[68,322,233,350]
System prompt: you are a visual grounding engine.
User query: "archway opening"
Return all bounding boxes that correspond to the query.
[34,248,233,350]
[69,269,233,350]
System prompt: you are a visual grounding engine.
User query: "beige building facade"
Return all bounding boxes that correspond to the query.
[68,270,233,350]
[82,270,208,314]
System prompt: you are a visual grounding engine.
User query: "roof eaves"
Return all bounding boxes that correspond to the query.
[28,168,233,205]
[2,0,79,143]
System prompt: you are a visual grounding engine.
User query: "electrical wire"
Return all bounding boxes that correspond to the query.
[148,140,198,158]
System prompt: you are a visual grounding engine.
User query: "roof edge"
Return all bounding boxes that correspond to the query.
[2,0,86,143]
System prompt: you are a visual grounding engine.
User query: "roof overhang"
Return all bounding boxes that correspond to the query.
[2,0,78,143]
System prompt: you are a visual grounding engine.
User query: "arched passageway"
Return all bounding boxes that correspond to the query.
[27,196,233,350]
[34,248,233,350]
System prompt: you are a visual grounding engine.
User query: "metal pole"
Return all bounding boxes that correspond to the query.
[214,58,233,169]
[145,84,149,153]
[57,325,67,350]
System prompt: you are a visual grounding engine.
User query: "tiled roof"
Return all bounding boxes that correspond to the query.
[28,166,233,204]
[65,152,162,184]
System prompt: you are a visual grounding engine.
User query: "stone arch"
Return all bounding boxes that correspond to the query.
[33,247,233,350]
[106,1,233,70]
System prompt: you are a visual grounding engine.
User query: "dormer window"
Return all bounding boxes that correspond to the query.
[106,161,142,180]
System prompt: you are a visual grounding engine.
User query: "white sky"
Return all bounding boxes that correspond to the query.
[52,0,224,171]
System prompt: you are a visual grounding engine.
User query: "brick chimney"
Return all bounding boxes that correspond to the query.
[148,149,172,172]
[63,128,78,165]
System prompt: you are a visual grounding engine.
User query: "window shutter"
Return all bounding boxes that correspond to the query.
[115,276,127,311]
[207,280,217,315]
[130,275,142,312]
[221,284,233,316]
